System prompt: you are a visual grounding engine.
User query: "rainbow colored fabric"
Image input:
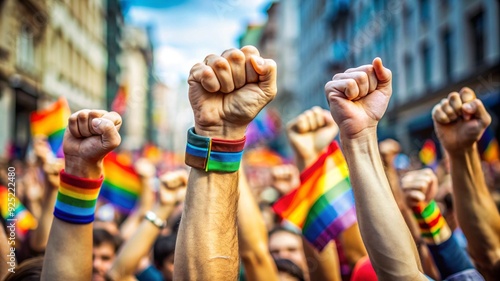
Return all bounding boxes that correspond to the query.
[100,152,142,213]
[419,139,437,169]
[412,200,446,243]
[0,186,38,238]
[479,128,499,163]
[273,141,357,250]
[30,97,71,158]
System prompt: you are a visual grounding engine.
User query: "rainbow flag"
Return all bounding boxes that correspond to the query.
[0,186,38,238]
[30,97,71,158]
[479,128,499,163]
[273,141,357,250]
[100,152,142,213]
[419,139,437,170]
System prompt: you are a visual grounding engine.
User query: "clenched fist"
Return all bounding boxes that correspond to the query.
[188,46,277,140]
[401,168,438,208]
[286,106,338,169]
[64,110,122,178]
[325,58,392,140]
[432,87,491,154]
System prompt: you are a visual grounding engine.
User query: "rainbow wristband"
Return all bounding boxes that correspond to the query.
[412,200,446,243]
[53,170,103,224]
[185,127,245,172]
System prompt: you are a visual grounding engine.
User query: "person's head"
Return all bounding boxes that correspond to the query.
[153,234,177,281]
[274,258,305,281]
[92,228,121,281]
[268,227,306,272]
[4,256,44,281]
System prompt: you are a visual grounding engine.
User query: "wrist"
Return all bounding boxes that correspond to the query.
[194,124,246,140]
[64,156,103,179]
[446,143,477,158]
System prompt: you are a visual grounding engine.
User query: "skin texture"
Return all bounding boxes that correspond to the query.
[92,242,116,281]
[238,166,279,281]
[286,107,365,280]
[269,230,307,272]
[325,58,427,280]
[108,170,187,280]
[432,87,500,280]
[173,46,276,280]
[41,110,122,281]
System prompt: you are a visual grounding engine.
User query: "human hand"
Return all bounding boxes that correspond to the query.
[158,170,188,206]
[33,137,53,165]
[401,168,438,208]
[379,139,401,167]
[287,106,338,168]
[43,159,65,189]
[432,87,491,154]
[64,110,122,178]
[188,46,277,140]
[134,158,156,179]
[270,164,301,195]
[325,58,392,140]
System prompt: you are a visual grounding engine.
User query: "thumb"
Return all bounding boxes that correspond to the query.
[372,57,392,85]
[250,56,277,97]
[462,99,492,126]
[92,118,121,152]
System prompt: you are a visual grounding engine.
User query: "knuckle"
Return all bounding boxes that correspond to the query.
[212,58,229,70]
[226,49,245,63]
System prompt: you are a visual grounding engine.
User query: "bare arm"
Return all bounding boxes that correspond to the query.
[109,170,186,280]
[432,88,500,280]
[326,58,426,280]
[0,219,10,280]
[41,110,122,281]
[174,46,277,280]
[238,166,279,281]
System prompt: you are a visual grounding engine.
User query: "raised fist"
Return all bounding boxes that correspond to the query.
[158,170,189,206]
[287,106,338,168]
[64,110,122,178]
[188,46,277,140]
[270,164,301,195]
[325,58,392,140]
[134,158,157,179]
[401,168,438,208]
[432,87,491,153]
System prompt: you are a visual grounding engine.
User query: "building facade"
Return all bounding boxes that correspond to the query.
[306,0,500,154]
[0,0,109,159]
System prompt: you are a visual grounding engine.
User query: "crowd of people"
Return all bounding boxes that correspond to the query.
[1,45,499,281]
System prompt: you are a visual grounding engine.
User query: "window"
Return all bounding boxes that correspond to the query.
[421,43,432,85]
[441,29,452,80]
[469,10,485,66]
[419,0,430,29]
[405,55,414,91]
[16,25,34,70]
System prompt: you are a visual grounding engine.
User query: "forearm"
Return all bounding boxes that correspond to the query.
[341,132,425,280]
[174,169,239,280]
[110,203,173,279]
[303,240,341,281]
[448,145,500,272]
[30,186,58,252]
[120,177,155,240]
[238,168,278,281]
[0,221,9,280]
[41,164,101,281]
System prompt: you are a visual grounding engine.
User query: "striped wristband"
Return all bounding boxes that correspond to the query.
[185,127,245,172]
[412,200,447,243]
[54,170,103,224]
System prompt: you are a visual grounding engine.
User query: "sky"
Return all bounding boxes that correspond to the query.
[122,0,272,87]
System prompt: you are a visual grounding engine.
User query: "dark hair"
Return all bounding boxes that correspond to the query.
[3,256,44,281]
[268,226,300,238]
[93,228,122,253]
[153,234,177,269]
[274,258,305,281]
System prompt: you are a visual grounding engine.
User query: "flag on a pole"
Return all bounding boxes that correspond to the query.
[0,186,38,238]
[419,139,438,170]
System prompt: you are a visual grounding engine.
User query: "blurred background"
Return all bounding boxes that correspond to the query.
[0,0,499,168]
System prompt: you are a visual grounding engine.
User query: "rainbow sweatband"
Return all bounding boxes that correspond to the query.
[53,170,103,224]
[185,127,245,172]
[412,200,447,244]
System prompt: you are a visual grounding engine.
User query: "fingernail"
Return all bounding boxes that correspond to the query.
[254,56,264,66]
[92,118,102,127]
[462,103,472,111]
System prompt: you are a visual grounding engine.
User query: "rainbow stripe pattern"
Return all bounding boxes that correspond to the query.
[54,170,103,224]
[100,152,142,213]
[273,141,357,250]
[419,139,437,170]
[479,128,499,163]
[412,200,446,243]
[0,186,38,237]
[185,127,246,172]
[30,97,71,158]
